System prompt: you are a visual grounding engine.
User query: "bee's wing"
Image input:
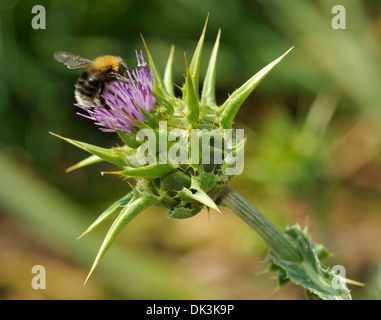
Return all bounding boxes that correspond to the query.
[54,51,93,69]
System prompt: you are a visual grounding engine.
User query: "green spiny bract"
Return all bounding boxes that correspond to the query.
[51,19,292,280]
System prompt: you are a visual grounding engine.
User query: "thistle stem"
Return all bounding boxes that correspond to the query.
[219,186,301,261]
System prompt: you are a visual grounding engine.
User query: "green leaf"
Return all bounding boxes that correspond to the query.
[138,105,160,128]
[123,112,153,132]
[141,34,170,98]
[187,15,208,99]
[50,132,128,167]
[201,29,221,107]
[116,130,141,149]
[188,188,220,211]
[184,53,200,127]
[85,193,159,283]
[104,163,176,179]
[77,192,135,239]
[268,224,352,300]
[160,172,191,197]
[218,47,294,129]
[164,45,175,97]
[189,174,221,211]
[176,188,198,203]
[65,154,103,173]
[169,206,202,219]
[151,89,175,117]
[191,172,219,193]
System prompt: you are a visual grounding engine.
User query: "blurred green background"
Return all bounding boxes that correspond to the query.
[1,0,381,299]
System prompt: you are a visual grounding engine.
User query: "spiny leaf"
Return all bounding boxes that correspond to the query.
[116,130,141,149]
[191,172,220,194]
[190,174,221,212]
[137,105,160,128]
[176,187,219,212]
[169,206,202,219]
[77,192,134,239]
[164,45,175,97]
[191,189,220,212]
[184,53,200,127]
[141,34,170,98]
[103,163,175,179]
[222,137,246,176]
[151,89,175,117]
[218,47,294,129]
[84,193,159,283]
[268,224,352,300]
[187,14,208,99]
[201,28,221,107]
[122,111,152,131]
[50,132,128,167]
[66,154,103,173]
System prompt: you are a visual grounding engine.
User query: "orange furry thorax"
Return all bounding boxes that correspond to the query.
[92,55,119,71]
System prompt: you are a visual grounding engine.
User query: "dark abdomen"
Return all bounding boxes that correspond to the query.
[75,71,101,99]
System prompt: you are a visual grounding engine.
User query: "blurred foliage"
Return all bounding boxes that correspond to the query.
[0,0,381,299]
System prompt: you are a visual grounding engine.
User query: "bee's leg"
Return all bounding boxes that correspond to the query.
[114,74,130,82]
[107,71,129,83]
[99,95,108,109]
[98,82,111,110]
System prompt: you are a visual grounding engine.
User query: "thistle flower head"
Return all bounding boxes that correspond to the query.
[52,19,292,282]
[76,50,155,134]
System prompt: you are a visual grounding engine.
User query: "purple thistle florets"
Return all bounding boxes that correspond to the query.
[76,51,155,134]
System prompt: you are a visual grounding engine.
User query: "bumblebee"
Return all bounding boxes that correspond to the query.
[54,51,128,109]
